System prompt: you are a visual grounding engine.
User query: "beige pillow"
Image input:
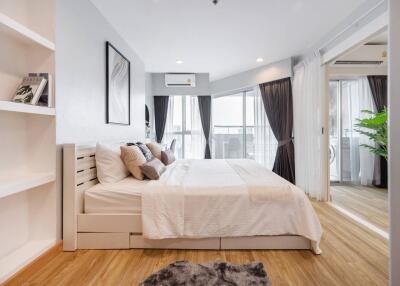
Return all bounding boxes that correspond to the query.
[120,145,147,180]
[146,142,162,160]
[96,143,129,184]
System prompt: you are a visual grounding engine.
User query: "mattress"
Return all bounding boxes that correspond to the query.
[141,159,323,254]
[84,176,149,214]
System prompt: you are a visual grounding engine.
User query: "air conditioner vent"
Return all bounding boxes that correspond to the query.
[332,44,387,67]
[334,60,384,65]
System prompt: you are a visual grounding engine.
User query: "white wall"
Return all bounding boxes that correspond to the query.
[389,0,400,284]
[151,73,210,96]
[210,58,292,96]
[55,0,146,239]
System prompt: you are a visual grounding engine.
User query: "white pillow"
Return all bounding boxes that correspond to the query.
[96,143,129,184]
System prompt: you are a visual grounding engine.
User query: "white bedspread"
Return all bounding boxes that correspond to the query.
[141,159,323,254]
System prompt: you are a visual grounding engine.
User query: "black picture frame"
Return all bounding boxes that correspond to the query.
[106,41,131,125]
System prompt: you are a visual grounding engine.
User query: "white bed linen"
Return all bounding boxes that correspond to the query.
[141,159,323,254]
[85,177,145,214]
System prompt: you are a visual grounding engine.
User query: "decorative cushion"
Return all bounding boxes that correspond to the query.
[135,142,154,161]
[96,143,129,184]
[120,145,147,180]
[161,149,176,166]
[139,158,166,180]
[146,142,162,160]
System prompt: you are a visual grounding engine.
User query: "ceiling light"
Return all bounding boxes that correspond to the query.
[256,58,264,63]
[176,60,184,64]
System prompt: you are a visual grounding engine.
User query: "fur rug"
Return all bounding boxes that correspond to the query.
[139,260,271,286]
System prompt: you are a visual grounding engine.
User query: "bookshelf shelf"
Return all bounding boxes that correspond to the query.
[0,12,55,51]
[0,101,55,116]
[0,239,56,283]
[0,172,55,199]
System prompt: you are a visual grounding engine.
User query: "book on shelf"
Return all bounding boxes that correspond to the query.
[28,73,53,107]
[12,76,47,105]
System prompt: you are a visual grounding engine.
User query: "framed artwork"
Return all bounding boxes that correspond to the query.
[106,41,131,125]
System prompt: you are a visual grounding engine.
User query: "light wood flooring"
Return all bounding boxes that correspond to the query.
[4,202,388,286]
[330,184,388,232]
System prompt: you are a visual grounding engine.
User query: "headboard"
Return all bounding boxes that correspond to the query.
[63,143,98,250]
[63,143,129,250]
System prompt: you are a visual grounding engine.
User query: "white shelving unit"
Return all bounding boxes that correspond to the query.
[0,0,57,283]
[0,172,55,199]
[0,239,56,281]
[0,12,55,51]
[0,101,55,116]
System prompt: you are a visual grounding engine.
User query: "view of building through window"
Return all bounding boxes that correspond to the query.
[212,88,277,169]
[163,91,277,169]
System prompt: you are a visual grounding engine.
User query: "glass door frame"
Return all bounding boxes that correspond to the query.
[330,79,359,183]
[330,80,343,183]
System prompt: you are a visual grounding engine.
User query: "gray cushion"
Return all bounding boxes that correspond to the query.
[139,158,166,180]
[161,149,176,166]
[135,142,154,161]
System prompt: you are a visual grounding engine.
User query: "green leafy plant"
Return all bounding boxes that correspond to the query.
[355,108,388,160]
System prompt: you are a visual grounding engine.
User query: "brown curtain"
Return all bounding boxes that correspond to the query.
[198,96,212,159]
[367,75,388,188]
[259,77,295,183]
[368,76,387,112]
[154,96,169,143]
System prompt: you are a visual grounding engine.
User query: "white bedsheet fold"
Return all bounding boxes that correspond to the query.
[141,159,322,254]
[226,159,293,202]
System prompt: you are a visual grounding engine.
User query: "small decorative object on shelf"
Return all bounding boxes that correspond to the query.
[28,73,53,107]
[12,76,47,105]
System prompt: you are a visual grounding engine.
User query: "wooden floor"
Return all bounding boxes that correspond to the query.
[331,184,388,232]
[4,202,388,286]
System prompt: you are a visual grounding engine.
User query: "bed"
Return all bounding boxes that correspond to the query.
[63,143,323,253]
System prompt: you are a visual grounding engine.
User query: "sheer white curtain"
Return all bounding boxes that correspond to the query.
[188,96,205,159]
[341,79,375,185]
[253,87,277,169]
[358,77,376,185]
[163,96,176,152]
[342,80,361,183]
[163,95,205,159]
[293,56,327,201]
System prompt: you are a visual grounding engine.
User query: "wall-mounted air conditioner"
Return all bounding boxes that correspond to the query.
[165,73,196,87]
[332,44,387,67]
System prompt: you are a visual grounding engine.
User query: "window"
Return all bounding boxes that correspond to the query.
[164,95,204,159]
[212,88,277,169]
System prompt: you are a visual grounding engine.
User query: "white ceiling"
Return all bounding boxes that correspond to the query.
[92,0,368,80]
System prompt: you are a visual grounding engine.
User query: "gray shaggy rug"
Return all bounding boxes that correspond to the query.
[139,260,271,286]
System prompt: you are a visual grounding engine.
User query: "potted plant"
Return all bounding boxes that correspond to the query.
[355,108,388,160]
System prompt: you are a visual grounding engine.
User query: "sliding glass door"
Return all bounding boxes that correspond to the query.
[329,80,361,183]
[329,81,340,181]
[212,88,277,168]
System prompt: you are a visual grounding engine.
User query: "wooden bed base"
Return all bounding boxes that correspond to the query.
[63,143,312,251]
